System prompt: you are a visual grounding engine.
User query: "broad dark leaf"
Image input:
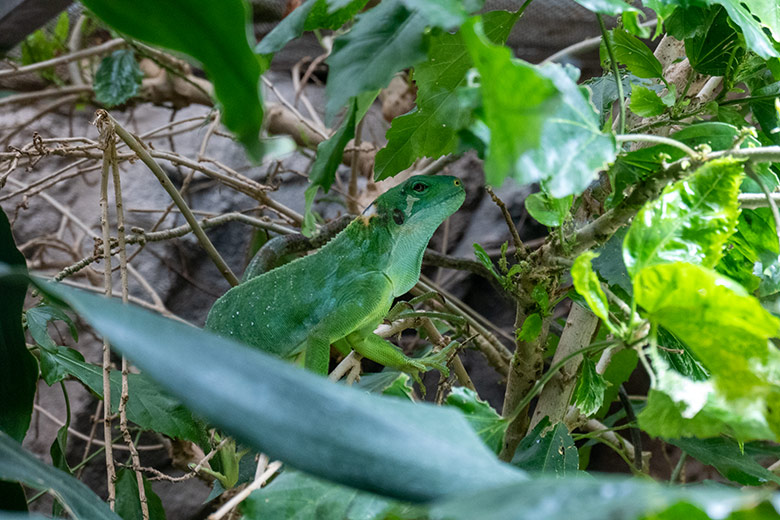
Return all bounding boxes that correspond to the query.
[429,476,775,520]
[82,0,265,158]
[511,418,578,476]
[669,437,780,486]
[375,10,518,180]
[0,432,119,520]
[7,272,525,502]
[324,0,428,122]
[255,0,369,54]
[93,49,143,107]
[0,207,36,442]
[446,387,507,454]
[242,470,398,520]
[115,469,167,520]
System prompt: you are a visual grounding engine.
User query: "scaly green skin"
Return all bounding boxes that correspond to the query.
[205,175,465,377]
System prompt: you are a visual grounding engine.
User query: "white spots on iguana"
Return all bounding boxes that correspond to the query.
[405,194,419,216]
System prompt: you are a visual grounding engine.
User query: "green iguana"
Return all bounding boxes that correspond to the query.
[205,175,465,378]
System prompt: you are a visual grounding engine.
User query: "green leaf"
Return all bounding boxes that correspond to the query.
[591,227,632,296]
[430,476,776,520]
[516,313,543,343]
[325,0,428,122]
[509,63,618,198]
[461,17,560,187]
[572,357,609,416]
[710,0,780,59]
[665,6,710,39]
[623,158,744,277]
[446,387,507,454]
[685,6,744,76]
[12,271,526,502]
[242,470,397,520]
[40,346,207,444]
[255,0,369,54]
[0,207,36,442]
[93,49,144,107]
[302,99,358,235]
[750,81,780,145]
[571,252,613,330]
[473,243,502,282]
[375,10,518,180]
[629,84,669,117]
[511,418,578,475]
[596,348,637,417]
[611,27,664,79]
[115,469,167,520]
[524,192,572,227]
[570,0,639,15]
[81,0,265,159]
[636,263,780,384]
[399,0,483,29]
[656,328,709,382]
[668,437,780,486]
[38,345,84,386]
[356,370,414,400]
[26,304,78,350]
[53,12,70,48]
[0,431,120,519]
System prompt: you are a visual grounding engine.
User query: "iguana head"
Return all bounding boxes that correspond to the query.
[375,175,466,228]
[375,175,466,295]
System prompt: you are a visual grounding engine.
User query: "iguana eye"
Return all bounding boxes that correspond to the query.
[412,182,427,193]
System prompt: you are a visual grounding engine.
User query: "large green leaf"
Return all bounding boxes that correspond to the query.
[524,192,573,227]
[445,387,507,454]
[324,0,429,122]
[635,262,780,394]
[507,63,617,198]
[81,0,265,159]
[374,10,518,180]
[255,0,369,54]
[242,470,398,520]
[623,158,744,277]
[571,0,639,15]
[398,0,483,29]
[634,263,780,440]
[669,437,780,486]
[711,0,780,59]
[685,6,744,76]
[511,418,579,475]
[93,49,144,107]
[428,475,776,520]
[0,207,36,442]
[571,252,612,330]
[39,346,207,444]
[115,469,167,520]
[750,81,780,145]
[0,431,120,520]
[7,271,525,502]
[461,17,560,187]
[611,27,663,79]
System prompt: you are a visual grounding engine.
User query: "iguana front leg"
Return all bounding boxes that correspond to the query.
[344,328,452,382]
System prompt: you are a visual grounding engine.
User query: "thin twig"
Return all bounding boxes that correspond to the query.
[616,134,699,159]
[103,110,240,286]
[98,121,117,510]
[0,38,125,79]
[486,186,525,257]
